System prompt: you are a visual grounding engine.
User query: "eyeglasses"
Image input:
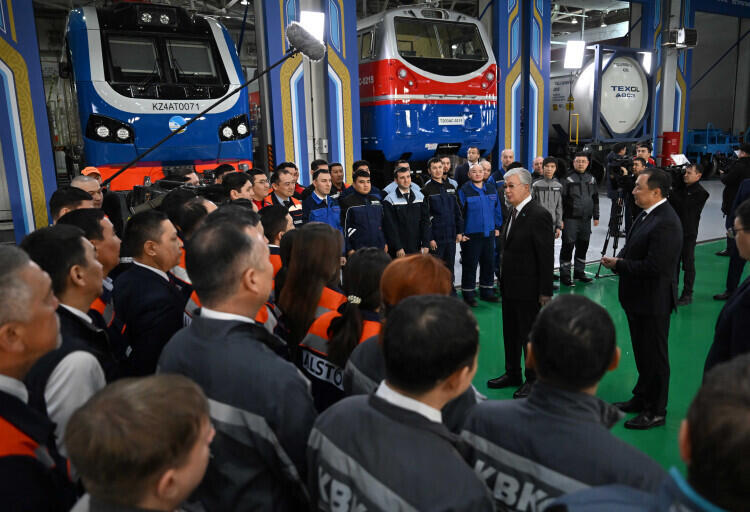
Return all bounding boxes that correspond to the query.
[728,226,750,239]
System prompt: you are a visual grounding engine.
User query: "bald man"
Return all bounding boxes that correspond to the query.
[501,149,515,174]
[532,156,544,181]
[71,175,103,209]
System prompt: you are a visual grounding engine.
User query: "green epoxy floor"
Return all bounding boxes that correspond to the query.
[471,240,748,471]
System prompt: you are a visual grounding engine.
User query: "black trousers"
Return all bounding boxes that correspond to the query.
[461,235,495,299]
[560,218,591,275]
[434,239,457,286]
[502,298,540,381]
[680,235,697,295]
[626,311,671,416]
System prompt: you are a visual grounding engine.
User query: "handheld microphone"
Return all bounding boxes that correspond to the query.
[286,22,326,62]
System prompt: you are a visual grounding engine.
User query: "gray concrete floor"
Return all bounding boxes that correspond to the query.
[454,178,727,285]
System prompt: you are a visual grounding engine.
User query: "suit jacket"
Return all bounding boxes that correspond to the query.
[726,178,750,229]
[615,201,683,316]
[113,264,192,376]
[500,199,554,301]
[704,276,750,375]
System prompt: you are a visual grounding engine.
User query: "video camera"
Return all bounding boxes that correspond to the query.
[608,156,636,190]
[102,176,224,237]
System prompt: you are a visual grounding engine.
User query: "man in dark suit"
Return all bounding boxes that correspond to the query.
[602,168,682,430]
[453,145,481,188]
[487,168,554,398]
[714,178,750,300]
[114,210,192,376]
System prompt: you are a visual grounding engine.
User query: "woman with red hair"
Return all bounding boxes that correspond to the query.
[344,253,484,432]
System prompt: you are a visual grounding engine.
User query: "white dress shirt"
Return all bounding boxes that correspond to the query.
[0,374,28,403]
[133,260,169,282]
[375,381,442,424]
[200,307,256,324]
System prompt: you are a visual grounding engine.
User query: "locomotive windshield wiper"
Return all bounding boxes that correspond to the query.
[172,59,195,86]
[138,60,161,89]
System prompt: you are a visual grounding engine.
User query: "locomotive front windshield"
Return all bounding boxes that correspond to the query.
[104,33,228,98]
[166,40,218,78]
[109,37,160,77]
[393,17,488,76]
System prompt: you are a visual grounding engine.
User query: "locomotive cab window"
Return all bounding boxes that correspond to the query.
[359,31,375,61]
[107,37,161,81]
[167,39,219,84]
[393,17,488,76]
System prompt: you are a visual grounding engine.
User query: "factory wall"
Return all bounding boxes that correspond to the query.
[689,12,749,133]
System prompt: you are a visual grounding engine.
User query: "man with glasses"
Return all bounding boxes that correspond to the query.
[668,164,709,305]
[560,153,599,287]
[248,169,271,211]
[714,177,750,300]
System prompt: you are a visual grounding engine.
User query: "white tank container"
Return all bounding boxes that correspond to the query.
[550,55,649,140]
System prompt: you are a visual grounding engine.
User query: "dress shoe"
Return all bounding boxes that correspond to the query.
[487,374,522,389]
[677,294,692,306]
[715,249,729,256]
[624,412,666,430]
[480,294,500,303]
[513,381,533,399]
[463,296,478,307]
[574,272,593,283]
[713,291,731,301]
[552,283,560,291]
[560,275,575,287]
[612,398,644,413]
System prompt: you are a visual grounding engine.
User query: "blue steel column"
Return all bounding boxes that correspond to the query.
[674,0,694,152]
[493,0,523,164]
[636,0,666,149]
[0,0,57,239]
[520,0,551,166]
[255,1,310,177]
[494,0,550,167]
[324,0,361,183]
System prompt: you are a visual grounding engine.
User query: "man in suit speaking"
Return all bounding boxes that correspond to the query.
[487,168,554,399]
[602,168,682,430]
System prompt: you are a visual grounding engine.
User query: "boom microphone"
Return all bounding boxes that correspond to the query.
[286,22,326,62]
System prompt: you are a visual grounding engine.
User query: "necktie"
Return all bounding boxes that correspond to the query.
[284,200,291,209]
[630,211,647,235]
[509,208,518,231]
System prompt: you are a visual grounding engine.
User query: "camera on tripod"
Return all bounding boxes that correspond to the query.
[608,157,636,189]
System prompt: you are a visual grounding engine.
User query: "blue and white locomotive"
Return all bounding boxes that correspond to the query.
[64,2,252,189]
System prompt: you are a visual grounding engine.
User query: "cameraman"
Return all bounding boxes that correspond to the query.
[619,157,647,233]
[668,164,709,305]
[605,143,628,199]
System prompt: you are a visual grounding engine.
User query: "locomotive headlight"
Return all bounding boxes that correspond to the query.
[160,14,170,24]
[116,128,130,140]
[222,126,234,139]
[236,123,248,136]
[485,72,495,81]
[96,125,110,139]
[481,82,489,89]
[140,12,152,23]
[398,68,407,79]
[408,80,414,87]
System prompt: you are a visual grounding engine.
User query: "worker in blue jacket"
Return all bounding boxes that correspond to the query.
[301,167,342,233]
[422,157,463,290]
[339,169,387,255]
[458,162,503,306]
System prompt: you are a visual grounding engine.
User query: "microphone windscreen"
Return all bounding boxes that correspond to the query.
[286,22,326,62]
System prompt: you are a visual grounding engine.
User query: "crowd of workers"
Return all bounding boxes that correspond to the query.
[1,142,750,511]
